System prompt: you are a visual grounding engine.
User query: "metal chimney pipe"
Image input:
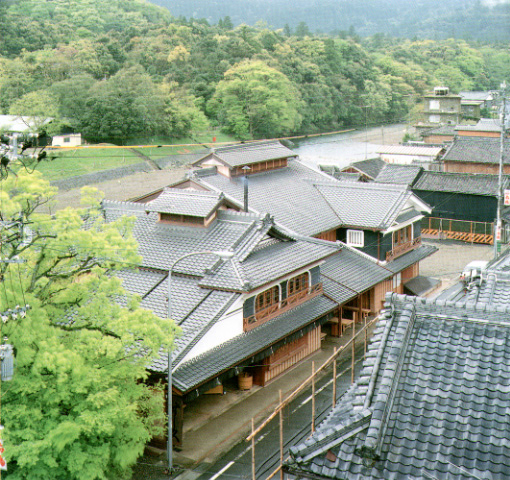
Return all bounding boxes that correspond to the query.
[242,166,251,212]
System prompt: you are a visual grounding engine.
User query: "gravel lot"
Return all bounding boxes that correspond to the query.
[420,238,494,292]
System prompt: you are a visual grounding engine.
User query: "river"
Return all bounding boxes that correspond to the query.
[292,123,412,169]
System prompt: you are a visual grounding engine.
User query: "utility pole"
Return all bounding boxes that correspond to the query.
[495,97,507,258]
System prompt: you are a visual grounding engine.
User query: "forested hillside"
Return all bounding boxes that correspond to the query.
[153,0,510,43]
[0,0,509,143]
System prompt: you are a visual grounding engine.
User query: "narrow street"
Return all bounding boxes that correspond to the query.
[194,345,366,480]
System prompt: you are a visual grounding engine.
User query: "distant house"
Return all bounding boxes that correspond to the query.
[285,293,510,480]
[419,86,462,127]
[52,133,82,147]
[455,118,508,139]
[413,171,507,244]
[375,144,443,167]
[337,158,386,182]
[459,90,496,118]
[374,164,424,186]
[420,124,456,144]
[443,136,510,174]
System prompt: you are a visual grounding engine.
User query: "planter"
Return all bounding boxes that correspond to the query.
[238,372,253,391]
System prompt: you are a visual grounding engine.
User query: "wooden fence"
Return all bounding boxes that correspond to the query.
[421,217,494,245]
[246,316,378,480]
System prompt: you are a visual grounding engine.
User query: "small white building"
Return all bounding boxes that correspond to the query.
[52,133,82,147]
[376,145,444,167]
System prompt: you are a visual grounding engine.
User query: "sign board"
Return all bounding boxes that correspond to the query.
[505,190,510,206]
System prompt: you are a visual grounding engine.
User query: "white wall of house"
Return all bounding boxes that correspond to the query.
[379,153,436,165]
[177,298,244,366]
[52,133,82,147]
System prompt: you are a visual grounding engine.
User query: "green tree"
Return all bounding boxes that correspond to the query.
[78,67,166,142]
[208,60,302,139]
[8,90,61,135]
[0,169,177,479]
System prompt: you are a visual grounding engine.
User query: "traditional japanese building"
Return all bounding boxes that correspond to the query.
[285,293,510,479]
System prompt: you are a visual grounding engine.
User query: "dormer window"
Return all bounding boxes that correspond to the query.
[255,286,279,314]
[288,273,309,296]
[145,189,224,228]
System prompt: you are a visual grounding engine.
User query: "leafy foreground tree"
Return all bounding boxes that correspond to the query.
[0,170,177,479]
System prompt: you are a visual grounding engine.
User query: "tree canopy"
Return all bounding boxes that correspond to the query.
[0,164,178,479]
[208,60,302,139]
[0,0,509,144]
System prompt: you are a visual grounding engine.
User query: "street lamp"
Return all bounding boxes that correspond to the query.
[166,250,234,474]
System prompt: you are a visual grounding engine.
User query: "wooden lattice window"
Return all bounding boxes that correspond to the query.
[393,225,412,246]
[287,273,309,296]
[255,286,279,313]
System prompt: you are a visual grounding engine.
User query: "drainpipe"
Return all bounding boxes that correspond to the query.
[242,166,251,212]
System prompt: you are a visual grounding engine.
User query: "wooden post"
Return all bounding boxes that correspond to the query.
[279,390,284,480]
[364,314,367,360]
[332,347,337,407]
[252,418,256,480]
[311,361,316,433]
[351,315,355,384]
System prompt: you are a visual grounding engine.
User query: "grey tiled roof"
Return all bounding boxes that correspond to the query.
[195,160,342,236]
[384,244,438,274]
[403,275,440,295]
[193,140,297,168]
[314,183,414,230]
[322,246,392,297]
[422,124,457,136]
[459,91,492,102]
[375,164,423,186]
[456,118,501,133]
[443,136,510,164]
[413,170,508,197]
[172,295,337,392]
[340,158,386,180]
[331,172,361,182]
[196,159,428,234]
[145,188,224,217]
[287,293,510,479]
[102,200,342,380]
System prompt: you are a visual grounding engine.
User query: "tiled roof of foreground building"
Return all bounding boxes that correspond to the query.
[285,293,510,480]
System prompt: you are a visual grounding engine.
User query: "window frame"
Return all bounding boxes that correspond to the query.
[255,285,279,313]
[287,272,309,297]
[346,229,364,247]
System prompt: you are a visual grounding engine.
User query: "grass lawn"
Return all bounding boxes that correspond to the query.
[36,147,140,181]
[128,131,239,160]
[36,131,240,180]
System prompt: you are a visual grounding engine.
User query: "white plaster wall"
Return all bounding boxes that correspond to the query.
[177,300,244,366]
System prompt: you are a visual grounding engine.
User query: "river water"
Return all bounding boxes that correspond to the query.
[292,123,411,169]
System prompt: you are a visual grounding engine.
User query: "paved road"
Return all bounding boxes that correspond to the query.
[194,346,366,480]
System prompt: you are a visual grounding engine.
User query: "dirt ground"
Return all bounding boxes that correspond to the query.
[50,166,188,211]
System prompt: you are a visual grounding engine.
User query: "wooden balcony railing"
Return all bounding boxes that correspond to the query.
[386,236,421,262]
[243,283,323,332]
